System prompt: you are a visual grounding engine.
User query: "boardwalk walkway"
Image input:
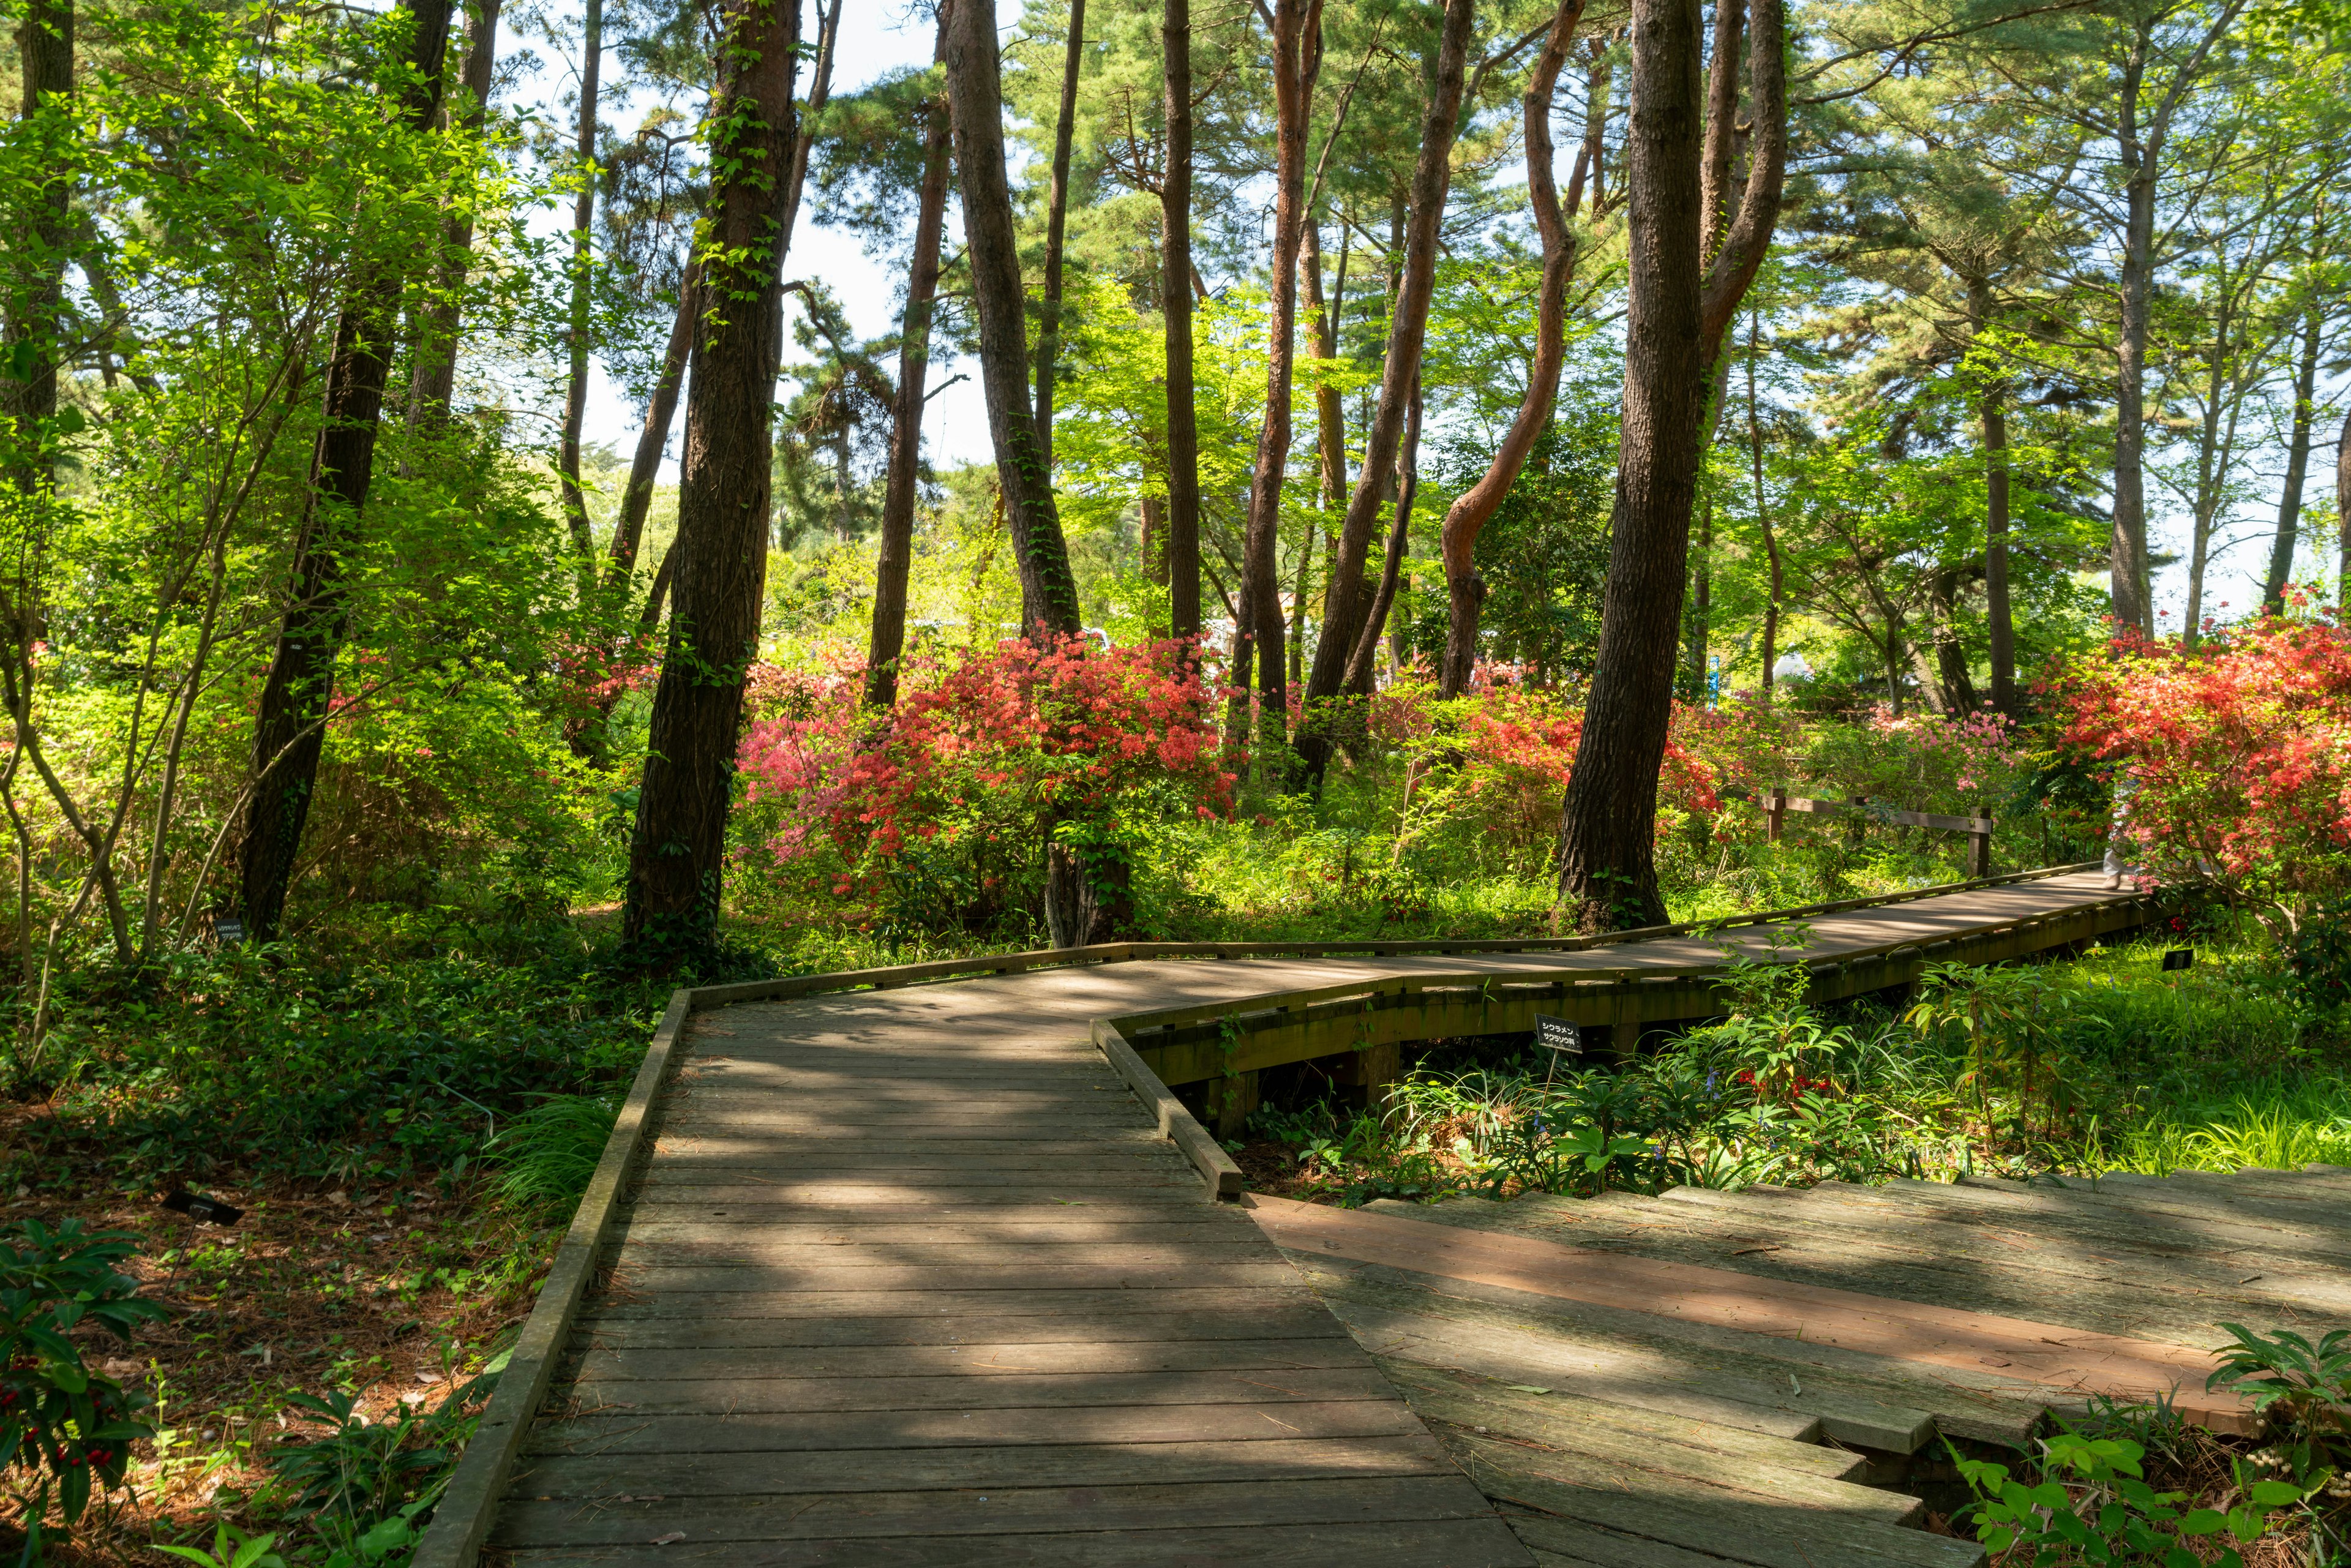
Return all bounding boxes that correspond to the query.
[436,868,2221,1566]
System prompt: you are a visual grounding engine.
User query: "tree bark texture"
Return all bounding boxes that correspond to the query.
[1239,0,1322,739]
[2110,26,2159,636]
[1973,297,2015,712]
[1551,0,1722,932]
[608,260,698,588]
[866,10,954,709]
[1297,0,1474,770]
[236,0,455,940]
[406,0,501,428]
[2338,410,2351,596]
[1305,219,1349,510]
[948,0,1081,639]
[1162,0,1202,640]
[1035,0,1085,467]
[2261,307,2321,615]
[4,0,72,503]
[1344,377,1420,693]
[556,0,604,553]
[1438,0,1583,697]
[618,0,799,949]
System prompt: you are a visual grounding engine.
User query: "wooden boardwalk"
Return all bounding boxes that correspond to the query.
[426,868,2275,1567]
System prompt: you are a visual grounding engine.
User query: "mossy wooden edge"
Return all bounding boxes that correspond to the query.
[1092,1018,1245,1199]
[411,985,693,1568]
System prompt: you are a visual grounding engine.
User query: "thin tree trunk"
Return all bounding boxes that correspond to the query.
[1163,0,1202,640]
[1970,280,2015,713]
[4,0,71,505]
[1747,310,1780,706]
[407,0,501,428]
[557,0,604,552]
[1240,0,1322,740]
[237,0,456,940]
[1307,218,1348,511]
[1296,0,1474,777]
[2339,409,2351,597]
[866,10,954,709]
[1344,377,1420,692]
[1439,0,1584,697]
[1035,0,1086,467]
[608,260,698,587]
[1683,492,1712,698]
[618,0,799,950]
[1554,0,1785,932]
[2262,306,2322,615]
[948,0,1081,637]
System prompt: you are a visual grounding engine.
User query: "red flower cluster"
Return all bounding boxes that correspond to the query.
[2050,608,2351,915]
[739,634,1234,896]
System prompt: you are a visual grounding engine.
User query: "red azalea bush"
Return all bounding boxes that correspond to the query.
[2051,609,2351,930]
[737,635,1232,931]
[1367,669,1719,876]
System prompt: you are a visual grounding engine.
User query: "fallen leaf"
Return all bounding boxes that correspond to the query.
[651,1532,686,1545]
[1503,1385,1551,1394]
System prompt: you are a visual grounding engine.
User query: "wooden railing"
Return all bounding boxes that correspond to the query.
[1733,787,1996,878]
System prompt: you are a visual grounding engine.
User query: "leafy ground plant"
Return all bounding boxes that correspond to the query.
[2,1219,168,1538]
[1952,1428,2317,1566]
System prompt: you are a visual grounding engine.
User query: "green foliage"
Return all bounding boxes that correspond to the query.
[488,1094,621,1220]
[1952,1428,2317,1566]
[1,1221,167,1525]
[2208,1324,2351,1473]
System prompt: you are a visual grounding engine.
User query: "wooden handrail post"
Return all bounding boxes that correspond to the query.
[1970,809,1993,879]
[1764,786,1787,843]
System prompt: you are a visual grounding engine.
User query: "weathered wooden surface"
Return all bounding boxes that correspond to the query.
[473,868,2153,1566]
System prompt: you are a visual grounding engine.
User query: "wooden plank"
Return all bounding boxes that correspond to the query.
[1508,1514,1750,1568]
[499,1517,1538,1566]
[604,1231,1272,1262]
[570,1337,1379,1383]
[593,1261,1307,1293]
[510,1433,1461,1498]
[557,1365,1405,1416]
[1249,1195,2251,1431]
[573,1307,1350,1351]
[524,1399,1439,1458]
[1418,1189,2350,1348]
[579,1286,1318,1322]
[1454,1439,1985,1568]
[1307,1270,1963,1451]
[487,1475,1517,1548]
[629,1172,1204,1195]
[1821,1179,2351,1270]
[612,1217,1267,1246]
[1371,1362,1870,1482]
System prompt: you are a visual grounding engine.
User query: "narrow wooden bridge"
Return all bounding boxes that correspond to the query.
[408,866,2342,1567]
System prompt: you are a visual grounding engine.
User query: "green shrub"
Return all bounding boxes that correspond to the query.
[487,1094,620,1220]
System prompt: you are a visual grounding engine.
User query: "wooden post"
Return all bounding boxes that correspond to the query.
[1764,786,1786,843]
[1212,1070,1259,1139]
[1347,1041,1403,1112]
[1970,812,1993,879]
[1846,795,1867,852]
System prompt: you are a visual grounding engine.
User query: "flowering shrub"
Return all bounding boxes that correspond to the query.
[737,636,1232,932]
[2053,613,2351,931]
[1365,670,1719,878]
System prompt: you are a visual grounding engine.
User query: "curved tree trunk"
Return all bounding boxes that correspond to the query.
[238,0,456,940]
[1035,0,1085,468]
[1438,0,1584,697]
[1296,0,1474,779]
[1344,378,1420,692]
[1239,0,1322,743]
[408,0,501,427]
[866,11,955,709]
[618,0,799,951]
[1553,0,1785,932]
[948,0,1081,639]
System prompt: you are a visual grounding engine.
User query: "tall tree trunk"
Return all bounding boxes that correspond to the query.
[2261,306,2322,615]
[618,0,799,951]
[4,0,72,503]
[1682,492,1712,698]
[866,11,954,710]
[407,0,500,427]
[2108,28,2155,637]
[1970,280,2015,713]
[1296,0,1474,778]
[1306,218,1349,511]
[237,0,456,940]
[948,0,1081,637]
[2338,409,2351,598]
[607,260,697,589]
[1554,0,1785,932]
[1035,0,1085,467]
[1163,0,1202,640]
[556,0,604,553]
[1240,0,1322,741]
[1344,377,1420,692]
[1438,0,1584,697]
[1746,310,1782,706]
